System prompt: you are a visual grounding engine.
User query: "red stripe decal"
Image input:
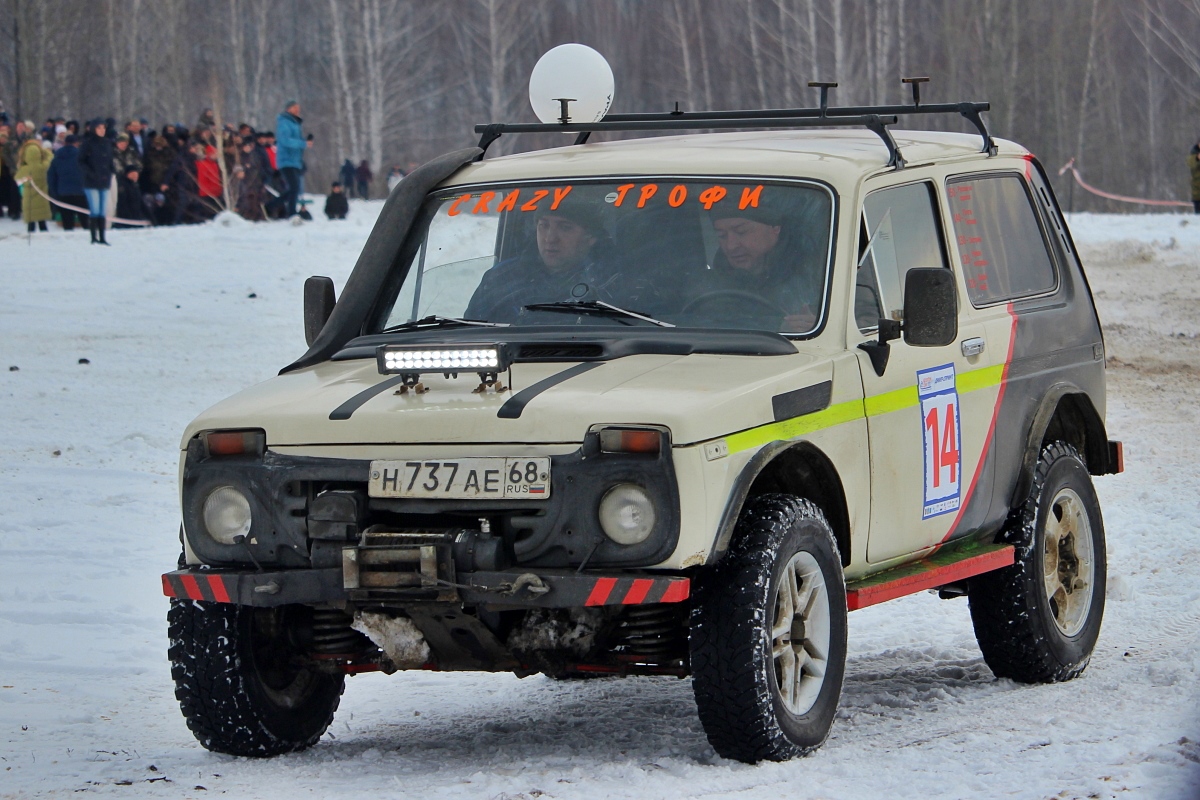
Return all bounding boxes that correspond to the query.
[658,579,691,604]
[207,574,232,604]
[585,577,618,606]
[622,579,655,605]
[941,303,1018,544]
[179,574,203,601]
[161,574,177,598]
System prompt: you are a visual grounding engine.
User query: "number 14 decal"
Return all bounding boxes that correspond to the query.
[924,404,959,487]
[917,364,962,519]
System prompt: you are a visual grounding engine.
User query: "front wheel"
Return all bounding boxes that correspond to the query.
[168,600,344,757]
[969,441,1107,683]
[690,495,847,763]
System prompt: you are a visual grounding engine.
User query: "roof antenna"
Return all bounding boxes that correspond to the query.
[901,76,930,108]
[808,82,838,117]
[671,101,683,116]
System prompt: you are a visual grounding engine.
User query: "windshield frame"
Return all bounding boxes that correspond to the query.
[366,173,840,340]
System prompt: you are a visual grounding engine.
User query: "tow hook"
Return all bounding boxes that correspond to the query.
[504,573,550,597]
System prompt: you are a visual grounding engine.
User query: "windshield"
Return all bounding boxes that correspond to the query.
[376,178,835,335]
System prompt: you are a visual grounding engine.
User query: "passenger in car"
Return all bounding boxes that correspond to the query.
[691,201,823,332]
[464,195,617,323]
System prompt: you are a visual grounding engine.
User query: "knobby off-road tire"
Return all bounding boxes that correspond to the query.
[168,600,344,757]
[690,495,848,763]
[969,441,1107,683]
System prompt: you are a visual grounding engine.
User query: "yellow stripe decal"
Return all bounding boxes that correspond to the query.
[727,399,865,454]
[956,363,1006,394]
[724,363,1008,455]
[863,385,917,417]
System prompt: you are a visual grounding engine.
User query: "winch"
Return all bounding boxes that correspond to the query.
[341,528,507,601]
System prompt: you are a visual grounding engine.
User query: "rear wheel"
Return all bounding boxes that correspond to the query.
[168,600,344,757]
[690,495,847,763]
[969,442,1106,683]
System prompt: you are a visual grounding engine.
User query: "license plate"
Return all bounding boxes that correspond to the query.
[368,458,551,500]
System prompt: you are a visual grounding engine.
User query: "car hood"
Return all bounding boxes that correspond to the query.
[182,351,831,449]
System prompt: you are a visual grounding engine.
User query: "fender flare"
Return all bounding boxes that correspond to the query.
[709,440,850,565]
[1012,383,1109,506]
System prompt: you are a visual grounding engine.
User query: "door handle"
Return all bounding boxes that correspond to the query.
[961,337,986,357]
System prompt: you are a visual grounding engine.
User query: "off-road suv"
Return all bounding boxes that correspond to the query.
[164,82,1122,763]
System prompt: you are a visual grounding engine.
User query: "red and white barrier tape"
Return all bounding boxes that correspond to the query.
[16,176,153,226]
[1057,158,1192,209]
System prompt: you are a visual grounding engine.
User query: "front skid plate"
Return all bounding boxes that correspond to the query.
[162,567,690,609]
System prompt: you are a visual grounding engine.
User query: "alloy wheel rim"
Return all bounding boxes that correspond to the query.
[1042,487,1095,637]
[770,550,831,716]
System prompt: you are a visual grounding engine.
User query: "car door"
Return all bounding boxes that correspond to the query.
[944,168,1072,532]
[852,179,1006,564]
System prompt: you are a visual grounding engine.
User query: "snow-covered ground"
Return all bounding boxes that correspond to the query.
[1,207,1198,799]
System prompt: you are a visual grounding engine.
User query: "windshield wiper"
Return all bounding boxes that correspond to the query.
[381,315,508,333]
[522,300,675,328]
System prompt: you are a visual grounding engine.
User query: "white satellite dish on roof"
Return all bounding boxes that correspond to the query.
[529,44,614,125]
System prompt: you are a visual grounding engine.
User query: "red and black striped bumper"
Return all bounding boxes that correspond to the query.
[162,567,344,608]
[163,567,689,609]
[458,571,689,608]
[583,576,689,606]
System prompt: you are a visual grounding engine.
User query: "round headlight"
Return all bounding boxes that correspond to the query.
[202,485,252,545]
[598,483,656,545]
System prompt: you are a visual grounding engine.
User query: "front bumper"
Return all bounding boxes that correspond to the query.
[182,430,681,572]
[162,566,690,609]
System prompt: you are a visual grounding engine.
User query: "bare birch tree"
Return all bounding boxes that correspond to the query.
[1076,0,1103,165]
[326,0,360,163]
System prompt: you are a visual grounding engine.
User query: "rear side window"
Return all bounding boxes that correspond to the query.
[856,181,948,332]
[946,174,1057,306]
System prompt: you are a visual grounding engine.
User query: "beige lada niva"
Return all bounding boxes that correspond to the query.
[164,78,1122,763]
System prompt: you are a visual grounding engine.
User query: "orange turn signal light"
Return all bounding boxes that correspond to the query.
[204,430,265,457]
[598,428,662,454]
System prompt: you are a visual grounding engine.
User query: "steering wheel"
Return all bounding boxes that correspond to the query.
[681,289,788,322]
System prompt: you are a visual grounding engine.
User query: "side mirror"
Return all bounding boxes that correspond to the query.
[304,276,336,346]
[902,268,957,347]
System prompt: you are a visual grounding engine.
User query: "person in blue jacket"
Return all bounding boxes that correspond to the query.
[46,134,87,231]
[273,101,310,218]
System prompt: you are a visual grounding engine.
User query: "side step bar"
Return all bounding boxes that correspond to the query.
[846,540,1015,611]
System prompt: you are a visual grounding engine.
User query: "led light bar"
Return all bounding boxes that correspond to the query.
[377,344,509,377]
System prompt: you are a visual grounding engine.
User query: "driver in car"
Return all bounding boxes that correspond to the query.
[692,200,821,332]
[464,195,613,323]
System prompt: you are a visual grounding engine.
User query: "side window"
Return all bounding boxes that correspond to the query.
[946,174,1057,306]
[856,182,948,332]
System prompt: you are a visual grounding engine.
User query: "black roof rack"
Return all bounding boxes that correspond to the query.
[474,78,995,170]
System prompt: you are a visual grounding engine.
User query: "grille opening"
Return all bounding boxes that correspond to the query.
[517,343,605,361]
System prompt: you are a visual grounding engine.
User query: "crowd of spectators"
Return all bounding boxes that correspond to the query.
[0,99,415,239]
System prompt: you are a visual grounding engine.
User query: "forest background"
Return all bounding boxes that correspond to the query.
[2,0,1198,209]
